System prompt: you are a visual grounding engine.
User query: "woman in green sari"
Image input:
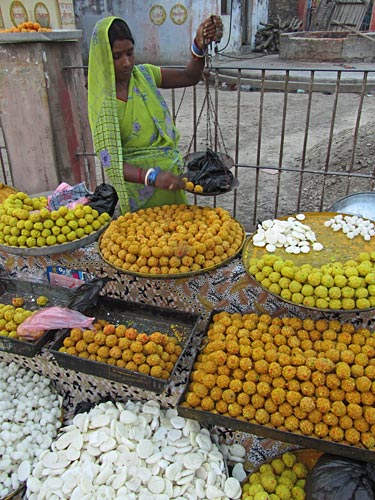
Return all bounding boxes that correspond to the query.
[87,15,223,214]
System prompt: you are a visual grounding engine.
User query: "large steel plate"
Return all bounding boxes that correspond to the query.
[242,211,375,313]
[329,191,375,221]
[98,224,246,279]
[0,221,110,257]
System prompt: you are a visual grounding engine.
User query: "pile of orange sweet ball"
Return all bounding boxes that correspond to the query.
[99,204,244,275]
[0,22,52,33]
[181,311,375,450]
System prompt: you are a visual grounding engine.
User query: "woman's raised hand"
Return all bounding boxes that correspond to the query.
[195,15,224,50]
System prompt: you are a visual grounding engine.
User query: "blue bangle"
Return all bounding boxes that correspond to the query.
[147,166,161,187]
[191,38,207,58]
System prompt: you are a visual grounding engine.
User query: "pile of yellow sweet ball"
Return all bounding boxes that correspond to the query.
[0,22,52,33]
[99,204,244,275]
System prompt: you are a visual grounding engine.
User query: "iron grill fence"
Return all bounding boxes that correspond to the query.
[1,64,375,233]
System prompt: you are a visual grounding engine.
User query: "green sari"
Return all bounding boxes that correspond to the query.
[87,16,187,214]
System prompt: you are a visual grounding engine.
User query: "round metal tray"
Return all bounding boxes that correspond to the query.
[329,191,375,221]
[183,151,238,196]
[98,224,246,279]
[0,221,110,257]
[242,211,375,312]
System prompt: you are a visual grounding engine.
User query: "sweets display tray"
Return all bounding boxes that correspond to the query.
[50,296,203,393]
[0,278,76,357]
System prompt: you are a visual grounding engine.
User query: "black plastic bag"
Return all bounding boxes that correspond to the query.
[186,148,235,193]
[305,454,375,500]
[67,277,113,311]
[88,183,118,216]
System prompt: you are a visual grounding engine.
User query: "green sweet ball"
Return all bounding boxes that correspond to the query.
[275,483,292,500]
[329,299,342,309]
[282,469,297,483]
[355,287,368,299]
[315,285,328,298]
[334,274,347,288]
[254,492,270,500]
[291,485,306,500]
[248,483,265,495]
[255,271,265,282]
[281,266,295,279]
[259,464,274,475]
[264,254,280,266]
[281,289,292,301]
[262,265,274,277]
[249,265,259,275]
[368,284,375,296]
[321,274,334,288]
[358,252,371,262]
[249,473,262,485]
[328,286,341,299]
[273,260,286,273]
[269,283,282,295]
[289,280,302,293]
[316,298,329,309]
[292,292,304,304]
[294,270,308,284]
[356,298,371,309]
[282,452,297,468]
[300,263,313,273]
[341,286,355,298]
[260,473,277,493]
[269,271,281,283]
[301,284,314,297]
[307,272,322,286]
[279,277,292,289]
[292,462,308,479]
[278,475,294,489]
[271,458,286,475]
[358,262,373,277]
[348,276,363,289]
[261,278,272,289]
[369,296,375,307]
[302,296,315,308]
[344,266,359,278]
[342,298,356,310]
[365,273,375,285]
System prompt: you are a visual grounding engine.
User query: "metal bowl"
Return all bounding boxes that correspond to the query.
[329,191,375,221]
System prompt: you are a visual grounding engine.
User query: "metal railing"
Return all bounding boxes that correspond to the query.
[2,64,375,233]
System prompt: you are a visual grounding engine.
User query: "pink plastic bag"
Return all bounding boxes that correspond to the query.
[17,306,95,340]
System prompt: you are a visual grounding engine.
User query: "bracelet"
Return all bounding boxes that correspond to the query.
[191,37,207,59]
[147,167,161,187]
[144,168,154,186]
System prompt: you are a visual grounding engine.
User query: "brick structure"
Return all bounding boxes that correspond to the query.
[268,0,298,23]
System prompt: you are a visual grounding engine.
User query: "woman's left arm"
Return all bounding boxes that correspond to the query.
[160,15,223,89]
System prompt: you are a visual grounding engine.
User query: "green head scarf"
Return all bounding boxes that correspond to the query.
[87,17,186,214]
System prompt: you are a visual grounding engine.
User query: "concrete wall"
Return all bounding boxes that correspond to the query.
[280,31,375,62]
[75,0,222,65]
[0,34,95,194]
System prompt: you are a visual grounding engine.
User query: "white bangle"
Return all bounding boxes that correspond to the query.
[144,168,154,186]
